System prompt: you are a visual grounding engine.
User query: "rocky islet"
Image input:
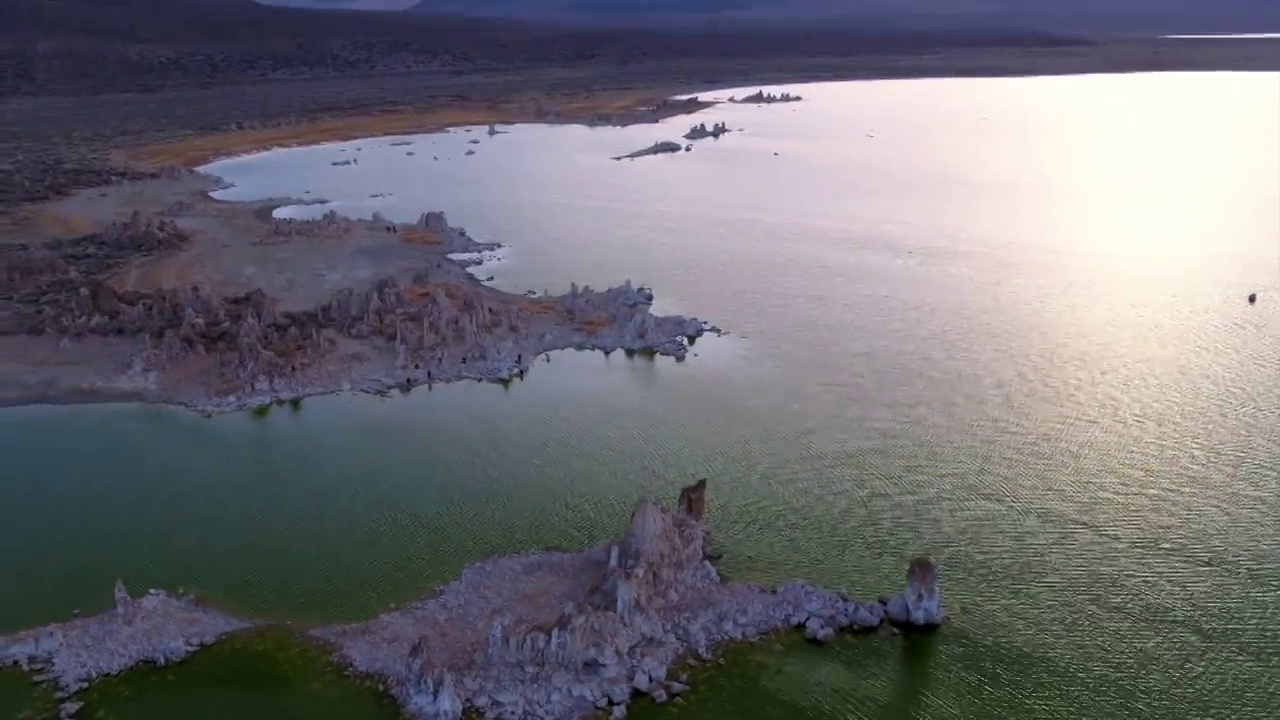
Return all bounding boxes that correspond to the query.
[728,90,803,104]
[682,122,731,140]
[0,481,943,720]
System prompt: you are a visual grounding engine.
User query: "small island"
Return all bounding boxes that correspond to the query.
[729,89,803,104]
[0,481,944,720]
[682,121,731,140]
[611,140,683,160]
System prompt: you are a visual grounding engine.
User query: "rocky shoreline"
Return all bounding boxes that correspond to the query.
[0,481,943,720]
[1,169,718,415]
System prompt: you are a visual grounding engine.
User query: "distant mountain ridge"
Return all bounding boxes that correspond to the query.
[259,0,1280,33]
[257,1,419,9]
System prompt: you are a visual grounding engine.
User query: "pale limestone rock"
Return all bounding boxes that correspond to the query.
[905,557,942,626]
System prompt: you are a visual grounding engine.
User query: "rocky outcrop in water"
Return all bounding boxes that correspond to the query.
[682,122,730,140]
[0,581,251,704]
[0,482,941,718]
[315,480,943,720]
[729,90,802,104]
[885,557,944,627]
[612,141,683,161]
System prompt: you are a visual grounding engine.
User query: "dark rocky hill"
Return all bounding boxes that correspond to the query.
[1,0,1082,97]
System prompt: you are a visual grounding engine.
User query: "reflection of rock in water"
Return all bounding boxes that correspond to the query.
[889,630,939,718]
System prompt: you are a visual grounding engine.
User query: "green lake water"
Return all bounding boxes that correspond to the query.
[3,72,1278,719]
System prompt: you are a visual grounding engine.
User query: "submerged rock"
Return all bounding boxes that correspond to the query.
[612,141,683,161]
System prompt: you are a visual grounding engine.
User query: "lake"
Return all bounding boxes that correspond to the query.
[1163,33,1280,39]
[3,72,1278,719]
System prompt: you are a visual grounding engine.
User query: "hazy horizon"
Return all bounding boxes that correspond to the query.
[256,0,1280,34]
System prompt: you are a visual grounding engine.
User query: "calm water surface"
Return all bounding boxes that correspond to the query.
[3,72,1278,719]
[1163,33,1280,39]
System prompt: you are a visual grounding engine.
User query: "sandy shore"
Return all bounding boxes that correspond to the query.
[0,481,943,720]
[1,87,743,413]
[119,93,714,170]
[90,41,1280,174]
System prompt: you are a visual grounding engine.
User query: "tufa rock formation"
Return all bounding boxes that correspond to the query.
[4,209,715,411]
[314,480,943,720]
[0,581,251,704]
[682,122,731,141]
[729,90,803,105]
[0,481,941,717]
[885,556,944,627]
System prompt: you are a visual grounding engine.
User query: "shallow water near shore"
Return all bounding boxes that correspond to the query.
[4,72,1279,718]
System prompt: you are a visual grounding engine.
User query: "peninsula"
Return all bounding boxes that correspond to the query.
[5,4,1279,416]
[0,481,944,720]
[2,168,716,413]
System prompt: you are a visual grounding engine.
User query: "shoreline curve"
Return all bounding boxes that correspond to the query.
[2,162,720,415]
